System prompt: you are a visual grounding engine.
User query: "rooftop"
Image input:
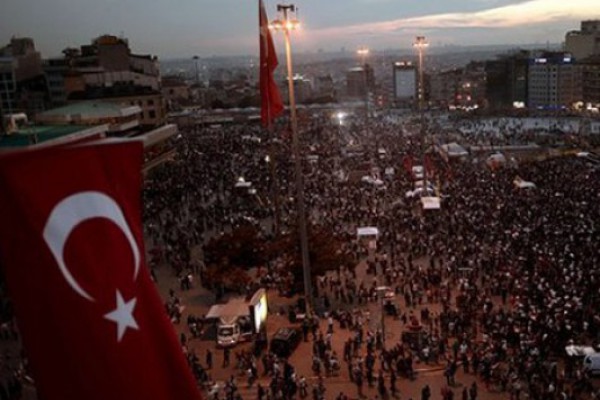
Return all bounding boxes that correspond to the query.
[0,125,100,149]
[37,101,141,120]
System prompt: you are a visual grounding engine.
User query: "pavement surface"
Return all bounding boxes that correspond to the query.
[154,248,510,400]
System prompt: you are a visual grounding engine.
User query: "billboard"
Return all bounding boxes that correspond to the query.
[394,64,417,102]
[249,288,268,333]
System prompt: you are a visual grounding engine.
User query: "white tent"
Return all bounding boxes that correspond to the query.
[406,186,435,198]
[421,196,441,210]
[440,142,468,158]
[235,180,252,188]
[486,153,507,168]
[361,176,385,187]
[357,227,379,238]
[513,176,536,189]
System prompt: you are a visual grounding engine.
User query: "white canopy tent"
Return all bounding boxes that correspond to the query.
[421,196,441,210]
[235,181,252,188]
[406,187,435,198]
[440,142,468,158]
[361,176,385,187]
[357,227,379,238]
[513,176,536,189]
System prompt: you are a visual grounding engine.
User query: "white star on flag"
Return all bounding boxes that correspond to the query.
[104,290,139,342]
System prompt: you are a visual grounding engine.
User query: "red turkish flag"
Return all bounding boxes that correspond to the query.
[0,141,202,400]
[259,0,284,127]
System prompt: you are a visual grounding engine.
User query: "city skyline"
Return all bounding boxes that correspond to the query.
[1,0,598,59]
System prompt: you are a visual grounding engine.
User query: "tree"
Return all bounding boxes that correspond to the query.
[202,224,266,292]
[267,224,355,290]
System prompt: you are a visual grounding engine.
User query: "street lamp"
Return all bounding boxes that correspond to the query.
[192,55,200,86]
[356,47,373,156]
[413,36,428,111]
[270,4,314,315]
[413,36,429,192]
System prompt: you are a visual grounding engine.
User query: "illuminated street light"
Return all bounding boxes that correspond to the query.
[357,47,369,58]
[270,4,314,315]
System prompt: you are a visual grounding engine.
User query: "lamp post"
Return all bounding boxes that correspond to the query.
[413,36,429,192]
[270,4,313,315]
[357,47,373,156]
[192,55,200,86]
[413,37,428,111]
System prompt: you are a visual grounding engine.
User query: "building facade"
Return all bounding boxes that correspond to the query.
[0,37,47,117]
[0,58,17,120]
[580,55,600,107]
[528,52,581,109]
[429,62,486,109]
[43,35,166,127]
[485,50,529,110]
[565,20,600,60]
[393,62,417,108]
[346,65,375,98]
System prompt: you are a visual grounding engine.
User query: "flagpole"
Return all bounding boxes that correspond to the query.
[272,4,313,315]
[267,124,281,236]
[260,0,283,238]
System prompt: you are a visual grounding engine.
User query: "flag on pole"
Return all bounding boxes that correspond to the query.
[259,0,284,127]
[0,141,202,400]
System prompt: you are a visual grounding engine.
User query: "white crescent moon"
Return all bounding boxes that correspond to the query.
[43,191,141,302]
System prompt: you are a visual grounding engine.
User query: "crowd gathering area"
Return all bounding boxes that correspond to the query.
[140,111,600,400]
[1,111,599,400]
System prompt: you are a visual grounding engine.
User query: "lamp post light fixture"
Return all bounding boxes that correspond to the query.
[270,4,314,315]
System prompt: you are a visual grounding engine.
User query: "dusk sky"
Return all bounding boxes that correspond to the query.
[1,0,598,59]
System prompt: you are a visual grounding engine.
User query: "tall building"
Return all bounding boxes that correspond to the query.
[485,50,529,109]
[43,58,68,106]
[279,75,313,104]
[346,65,375,98]
[312,75,336,102]
[580,55,600,108]
[429,62,486,109]
[565,20,600,60]
[161,76,191,111]
[393,62,417,108]
[528,52,581,109]
[43,35,166,127]
[0,37,47,117]
[0,58,17,119]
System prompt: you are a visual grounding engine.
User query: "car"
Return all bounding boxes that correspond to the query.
[583,353,600,375]
[269,327,301,358]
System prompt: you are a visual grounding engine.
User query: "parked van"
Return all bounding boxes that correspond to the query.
[583,353,600,375]
[217,317,241,347]
[270,327,301,358]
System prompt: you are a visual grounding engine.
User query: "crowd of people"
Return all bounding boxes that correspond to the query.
[140,109,600,400]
